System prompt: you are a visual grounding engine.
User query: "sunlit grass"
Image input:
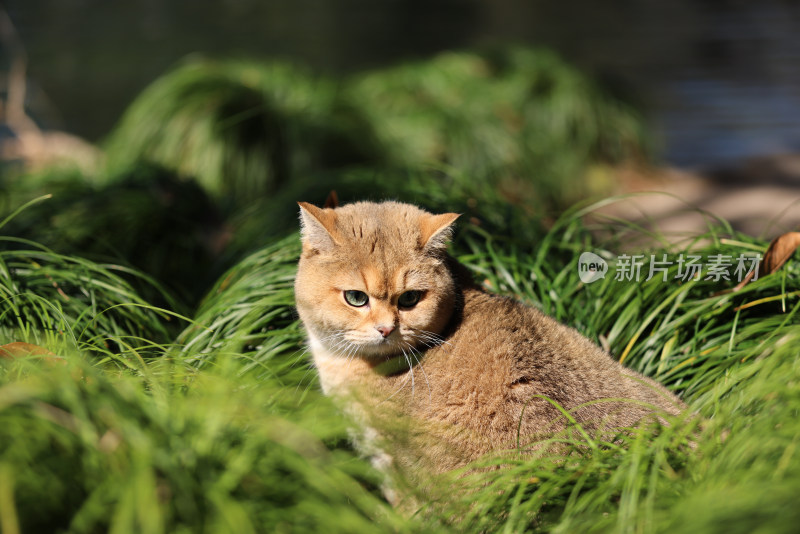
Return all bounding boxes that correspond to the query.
[346,47,650,209]
[0,242,173,364]
[104,59,380,206]
[1,197,799,532]
[176,235,307,384]
[0,354,411,533]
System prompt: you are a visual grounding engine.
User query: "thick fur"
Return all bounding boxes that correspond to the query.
[294,201,685,475]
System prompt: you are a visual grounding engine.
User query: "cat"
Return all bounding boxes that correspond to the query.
[294,200,685,488]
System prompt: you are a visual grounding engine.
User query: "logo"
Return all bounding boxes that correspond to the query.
[578,252,608,284]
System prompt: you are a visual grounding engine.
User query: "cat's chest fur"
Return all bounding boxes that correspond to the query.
[307,331,366,396]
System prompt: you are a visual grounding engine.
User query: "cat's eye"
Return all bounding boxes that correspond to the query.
[398,290,422,308]
[344,290,369,307]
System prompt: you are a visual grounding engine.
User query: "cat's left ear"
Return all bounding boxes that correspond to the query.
[298,202,339,252]
[420,212,460,251]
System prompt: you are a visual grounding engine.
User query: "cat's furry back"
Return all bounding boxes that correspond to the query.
[294,200,684,473]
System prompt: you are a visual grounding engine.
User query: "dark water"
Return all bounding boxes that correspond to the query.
[6,0,800,168]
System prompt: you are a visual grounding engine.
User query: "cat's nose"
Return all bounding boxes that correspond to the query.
[376,325,395,338]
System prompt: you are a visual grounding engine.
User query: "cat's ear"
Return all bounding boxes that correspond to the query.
[298,202,339,252]
[420,212,460,251]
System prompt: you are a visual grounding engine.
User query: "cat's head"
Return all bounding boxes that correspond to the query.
[294,201,459,359]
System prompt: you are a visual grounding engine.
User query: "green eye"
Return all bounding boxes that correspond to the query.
[398,290,422,308]
[344,290,369,307]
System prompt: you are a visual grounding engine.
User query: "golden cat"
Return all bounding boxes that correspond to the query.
[294,200,685,480]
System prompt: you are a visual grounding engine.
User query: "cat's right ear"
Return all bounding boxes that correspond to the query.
[420,212,460,252]
[298,202,339,253]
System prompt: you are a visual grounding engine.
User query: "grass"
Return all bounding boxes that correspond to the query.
[0,198,174,363]
[176,234,306,383]
[2,197,797,532]
[459,201,800,397]
[101,46,648,217]
[0,163,225,308]
[2,46,642,311]
[346,47,649,209]
[425,207,800,533]
[104,59,381,207]
[0,356,405,534]
[1,46,798,533]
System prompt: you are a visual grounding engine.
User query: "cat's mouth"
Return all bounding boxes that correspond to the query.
[358,338,401,357]
[328,330,421,360]
[349,336,418,360]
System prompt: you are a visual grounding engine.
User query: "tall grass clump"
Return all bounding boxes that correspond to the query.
[103,47,650,217]
[345,47,650,208]
[176,235,306,384]
[0,353,416,533]
[105,60,382,207]
[0,199,176,361]
[1,165,226,308]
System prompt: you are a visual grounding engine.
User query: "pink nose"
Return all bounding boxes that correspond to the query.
[376,325,395,338]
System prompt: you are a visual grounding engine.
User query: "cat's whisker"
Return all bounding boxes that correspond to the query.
[334,339,353,359]
[349,344,361,364]
[407,332,446,354]
[326,333,349,352]
[318,332,342,342]
[316,331,345,348]
[322,332,363,363]
[313,332,350,364]
[293,350,318,394]
[416,332,450,345]
[377,341,417,404]
[421,334,452,349]
[291,340,328,389]
[343,340,360,368]
[399,345,415,398]
[419,329,451,345]
[405,342,432,403]
[380,364,413,404]
[410,334,437,348]
[329,339,350,354]
[408,328,452,350]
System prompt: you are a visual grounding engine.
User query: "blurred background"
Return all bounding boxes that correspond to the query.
[2,0,800,307]
[7,0,800,165]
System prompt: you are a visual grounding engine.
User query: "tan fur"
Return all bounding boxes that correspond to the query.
[294,201,685,477]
